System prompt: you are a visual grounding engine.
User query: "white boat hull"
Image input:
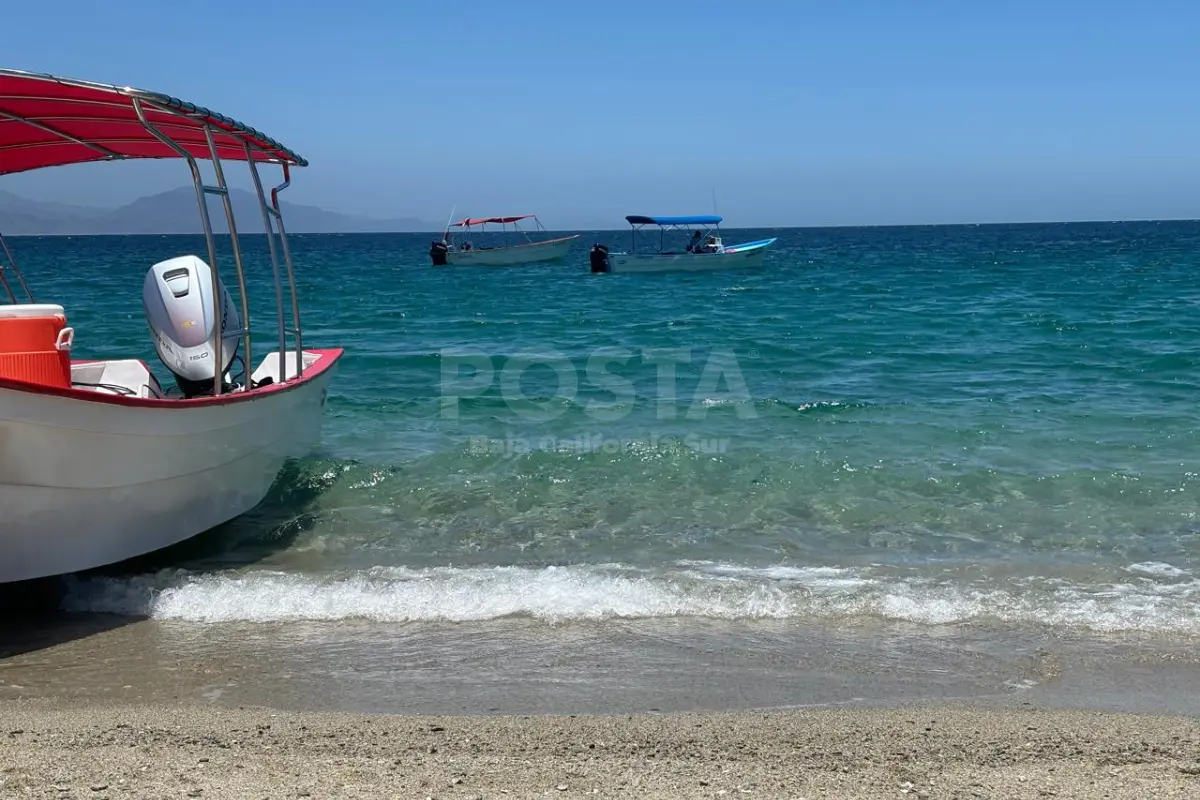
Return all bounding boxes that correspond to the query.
[604,237,777,274]
[0,348,341,584]
[444,235,578,266]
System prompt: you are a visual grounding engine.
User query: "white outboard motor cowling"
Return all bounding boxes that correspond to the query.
[142,255,241,397]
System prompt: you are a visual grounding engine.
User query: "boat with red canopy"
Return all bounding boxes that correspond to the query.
[0,68,343,584]
[430,213,577,266]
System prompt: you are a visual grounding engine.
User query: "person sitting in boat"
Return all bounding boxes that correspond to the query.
[686,230,703,252]
[462,240,473,251]
[698,235,723,253]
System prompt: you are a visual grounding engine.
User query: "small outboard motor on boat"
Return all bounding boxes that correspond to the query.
[142,254,241,397]
[430,239,449,265]
[589,243,610,273]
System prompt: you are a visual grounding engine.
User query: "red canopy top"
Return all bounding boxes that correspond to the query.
[450,215,534,227]
[0,68,306,177]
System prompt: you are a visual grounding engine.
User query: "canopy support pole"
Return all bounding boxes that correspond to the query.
[132,97,254,396]
[270,163,304,379]
[0,232,34,303]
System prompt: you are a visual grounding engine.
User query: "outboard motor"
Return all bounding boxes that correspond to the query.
[142,255,241,397]
[589,243,610,273]
[430,239,449,265]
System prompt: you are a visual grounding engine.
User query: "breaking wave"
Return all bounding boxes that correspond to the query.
[60,559,1200,635]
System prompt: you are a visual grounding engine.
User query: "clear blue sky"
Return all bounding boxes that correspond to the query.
[4,0,1200,228]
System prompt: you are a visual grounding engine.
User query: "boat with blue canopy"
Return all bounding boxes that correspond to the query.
[589,215,776,274]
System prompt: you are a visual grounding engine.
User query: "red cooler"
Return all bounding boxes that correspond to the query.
[0,303,74,388]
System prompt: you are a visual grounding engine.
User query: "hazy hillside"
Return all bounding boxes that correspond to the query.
[0,188,437,235]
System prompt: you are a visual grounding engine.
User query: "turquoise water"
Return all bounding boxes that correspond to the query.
[14,222,1200,636]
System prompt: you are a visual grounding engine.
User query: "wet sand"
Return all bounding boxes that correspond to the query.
[6,616,1200,716]
[3,700,1200,798]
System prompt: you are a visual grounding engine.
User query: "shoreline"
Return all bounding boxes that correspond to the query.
[6,614,1200,717]
[2,699,1198,798]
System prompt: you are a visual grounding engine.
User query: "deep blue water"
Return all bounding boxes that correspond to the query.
[11,222,1200,636]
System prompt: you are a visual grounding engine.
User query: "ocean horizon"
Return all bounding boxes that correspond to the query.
[7,216,1200,237]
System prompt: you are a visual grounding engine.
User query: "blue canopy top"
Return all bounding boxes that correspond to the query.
[625,215,723,227]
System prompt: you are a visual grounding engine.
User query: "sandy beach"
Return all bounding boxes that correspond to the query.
[4,615,1200,797]
[2,700,1198,799]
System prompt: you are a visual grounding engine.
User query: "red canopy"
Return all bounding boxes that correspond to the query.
[450,215,533,227]
[0,69,306,177]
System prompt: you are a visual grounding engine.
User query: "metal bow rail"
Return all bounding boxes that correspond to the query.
[131,98,305,396]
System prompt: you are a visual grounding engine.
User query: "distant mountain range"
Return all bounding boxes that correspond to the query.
[0,188,439,235]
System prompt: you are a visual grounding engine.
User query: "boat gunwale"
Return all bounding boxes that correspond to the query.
[0,348,342,409]
[452,234,580,252]
[609,236,777,258]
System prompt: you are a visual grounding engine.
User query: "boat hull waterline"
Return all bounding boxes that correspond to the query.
[0,348,342,584]
[443,235,579,266]
[604,238,777,274]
